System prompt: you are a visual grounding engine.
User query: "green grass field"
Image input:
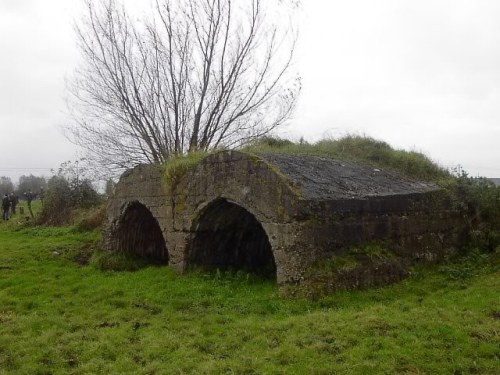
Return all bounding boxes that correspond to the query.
[0,217,498,374]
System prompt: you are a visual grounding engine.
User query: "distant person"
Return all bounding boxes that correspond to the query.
[2,194,10,221]
[9,193,18,217]
[39,187,45,206]
[24,190,34,218]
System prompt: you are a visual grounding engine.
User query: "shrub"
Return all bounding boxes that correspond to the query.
[439,249,490,281]
[73,180,102,209]
[38,177,74,225]
[448,172,500,251]
[38,176,104,226]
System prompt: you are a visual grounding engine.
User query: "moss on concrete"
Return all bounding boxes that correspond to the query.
[161,151,209,192]
[287,242,408,299]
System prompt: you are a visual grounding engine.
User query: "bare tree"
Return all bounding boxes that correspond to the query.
[67,0,300,173]
[0,176,15,197]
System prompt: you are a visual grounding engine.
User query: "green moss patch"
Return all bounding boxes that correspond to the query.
[161,151,208,191]
[293,243,407,299]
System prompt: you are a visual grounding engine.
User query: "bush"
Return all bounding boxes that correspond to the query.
[38,176,104,226]
[38,177,74,225]
[448,172,500,251]
[73,180,102,209]
[439,249,491,281]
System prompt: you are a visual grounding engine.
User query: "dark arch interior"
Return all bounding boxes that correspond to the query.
[189,199,276,279]
[117,201,168,263]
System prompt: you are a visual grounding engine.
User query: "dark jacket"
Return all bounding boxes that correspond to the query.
[2,196,10,210]
[9,194,18,206]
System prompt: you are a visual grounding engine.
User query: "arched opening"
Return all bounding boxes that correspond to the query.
[188,198,276,279]
[116,201,168,263]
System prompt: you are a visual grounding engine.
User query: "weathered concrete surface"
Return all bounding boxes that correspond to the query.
[103,151,464,291]
[259,153,438,200]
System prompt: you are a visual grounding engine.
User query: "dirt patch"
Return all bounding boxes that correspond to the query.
[63,244,94,266]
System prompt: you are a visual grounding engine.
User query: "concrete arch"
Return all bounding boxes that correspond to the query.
[175,151,303,225]
[187,197,277,279]
[115,200,168,263]
[169,151,306,282]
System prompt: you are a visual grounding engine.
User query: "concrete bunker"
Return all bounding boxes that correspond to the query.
[104,150,464,292]
[116,201,168,263]
[187,198,276,278]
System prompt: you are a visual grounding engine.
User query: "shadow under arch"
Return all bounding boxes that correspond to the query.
[187,198,276,279]
[116,201,168,263]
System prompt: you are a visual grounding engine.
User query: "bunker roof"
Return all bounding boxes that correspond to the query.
[258,153,439,200]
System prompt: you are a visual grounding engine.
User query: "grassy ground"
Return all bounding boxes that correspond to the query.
[0,218,499,374]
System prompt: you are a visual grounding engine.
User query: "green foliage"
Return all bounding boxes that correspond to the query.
[73,179,102,209]
[439,249,491,282]
[38,175,103,226]
[191,267,273,286]
[446,171,500,251]
[249,135,295,148]
[310,254,360,275]
[349,243,396,260]
[0,223,498,374]
[244,135,451,182]
[38,176,73,225]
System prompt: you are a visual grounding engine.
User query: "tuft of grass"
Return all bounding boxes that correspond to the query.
[74,204,107,232]
[162,151,208,191]
[244,135,451,182]
[439,248,495,282]
[89,250,153,272]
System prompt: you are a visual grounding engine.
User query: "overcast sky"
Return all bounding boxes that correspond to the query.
[1,0,499,184]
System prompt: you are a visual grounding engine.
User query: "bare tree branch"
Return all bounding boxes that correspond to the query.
[66,0,300,173]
